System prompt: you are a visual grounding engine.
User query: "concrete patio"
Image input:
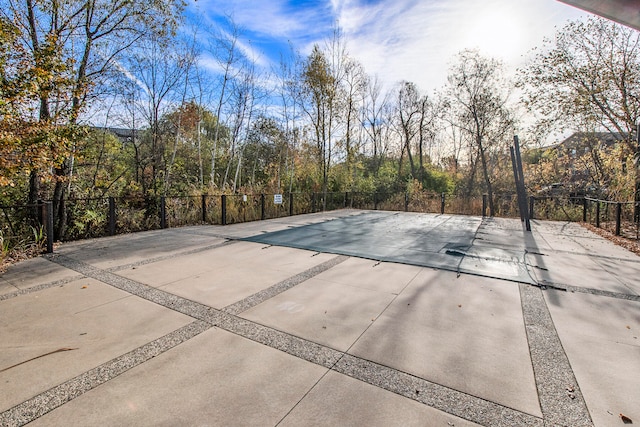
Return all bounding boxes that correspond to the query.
[0,209,638,426]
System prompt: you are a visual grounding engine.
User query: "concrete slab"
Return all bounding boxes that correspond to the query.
[0,277,14,295]
[0,257,78,295]
[55,229,226,270]
[0,279,192,412]
[545,290,640,426]
[592,256,640,295]
[159,261,315,309]
[279,370,482,427]
[349,268,542,417]
[241,273,400,351]
[528,252,637,294]
[30,328,328,426]
[310,257,422,294]
[117,242,336,309]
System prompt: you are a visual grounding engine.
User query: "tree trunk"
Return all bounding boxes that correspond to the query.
[478,138,495,216]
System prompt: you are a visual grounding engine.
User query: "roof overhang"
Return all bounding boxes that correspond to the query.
[558,0,640,31]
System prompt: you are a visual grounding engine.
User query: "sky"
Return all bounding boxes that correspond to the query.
[185,0,589,94]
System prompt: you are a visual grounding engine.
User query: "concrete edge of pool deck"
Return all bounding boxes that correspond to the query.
[1,209,639,427]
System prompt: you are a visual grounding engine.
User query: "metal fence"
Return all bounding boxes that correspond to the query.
[0,201,53,256]
[1,192,639,258]
[528,196,640,240]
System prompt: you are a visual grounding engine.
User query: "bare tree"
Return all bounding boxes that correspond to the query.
[361,74,391,177]
[206,19,242,188]
[342,58,367,191]
[444,49,514,216]
[126,34,193,196]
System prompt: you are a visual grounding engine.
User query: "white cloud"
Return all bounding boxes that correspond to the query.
[189,0,589,95]
[335,0,588,92]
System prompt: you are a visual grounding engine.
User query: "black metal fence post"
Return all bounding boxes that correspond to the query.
[108,197,116,236]
[201,194,207,223]
[289,192,294,216]
[595,201,600,228]
[261,194,265,220]
[615,202,622,236]
[45,201,54,253]
[311,193,316,213]
[583,197,587,222]
[160,196,167,229]
[374,193,378,210]
[221,195,227,225]
[37,199,44,225]
[440,193,445,214]
[529,196,535,220]
[344,192,348,208]
[404,192,409,212]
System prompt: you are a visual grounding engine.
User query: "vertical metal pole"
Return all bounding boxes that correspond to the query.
[583,197,588,222]
[289,192,294,216]
[37,199,44,225]
[510,147,525,222]
[312,193,316,213]
[344,192,348,208]
[108,197,116,236]
[404,192,409,212]
[201,194,207,223]
[160,196,167,229]
[261,194,265,220]
[595,201,600,228]
[513,136,531,231]
[529,196,535,220]
[440,192,445,214]
[615,202,622,236]
[374,193,378,210]
[45,201,54,253]
[221,195,227,225]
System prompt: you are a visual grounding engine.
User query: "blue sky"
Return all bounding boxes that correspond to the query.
[186,0,588,92]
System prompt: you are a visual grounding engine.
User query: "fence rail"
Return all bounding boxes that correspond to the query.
[1,192,639,258]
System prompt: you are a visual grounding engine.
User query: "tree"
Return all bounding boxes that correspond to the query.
[444,49,514,216]
[519,16,640,201]
[300,44,339,205]
[361,74,391,179]
[342,58,367,192]
[125,33,194,197]
[0,16,75,189]
[2,0,185,237]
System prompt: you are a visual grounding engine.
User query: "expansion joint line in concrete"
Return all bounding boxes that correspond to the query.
[0,275,83,302]
[0,240,238,303]
[519,284,593,427]
[0,321,210,427]
[222,255,350,315]
[536,281,640,302]
[106,239,239,273]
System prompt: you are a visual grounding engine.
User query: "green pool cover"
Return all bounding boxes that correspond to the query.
[243,211,534,284]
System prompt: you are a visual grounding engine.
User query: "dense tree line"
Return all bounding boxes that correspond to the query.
[2,2,639,238]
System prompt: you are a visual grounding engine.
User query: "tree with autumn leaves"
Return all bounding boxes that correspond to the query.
[0,16,75,190]
[1,0,185,237]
